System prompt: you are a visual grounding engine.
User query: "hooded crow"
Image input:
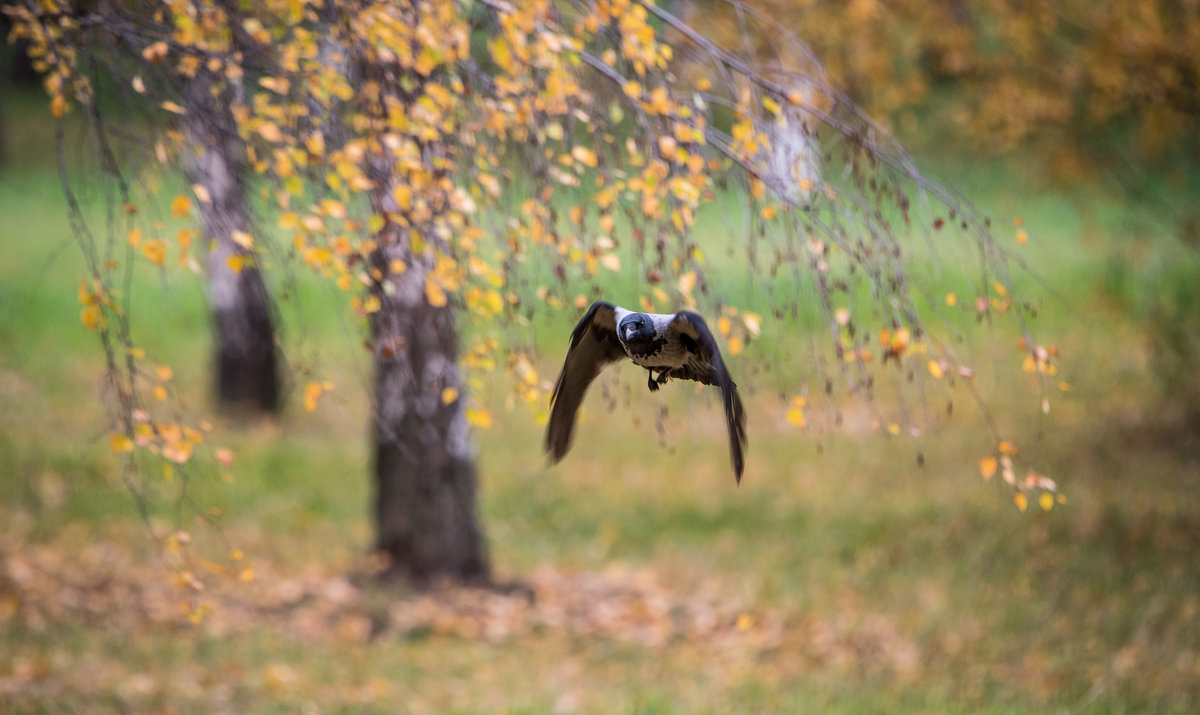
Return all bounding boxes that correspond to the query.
[545,301,747,483]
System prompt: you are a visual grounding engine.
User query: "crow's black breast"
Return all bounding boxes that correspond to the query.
[625,336,667,362]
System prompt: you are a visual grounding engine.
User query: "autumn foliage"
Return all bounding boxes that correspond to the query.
[5,0,1066,581]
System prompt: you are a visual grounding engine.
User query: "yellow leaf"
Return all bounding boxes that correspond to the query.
[258,122,283,143]
[110,433,134,453]
[465,407,493,429]
[231,230,254,249]
[1039,492,1054,511]
[728,336,743,356]
[226,255,245,274]
[998,441,1018,455]
[786,406,806,428]
[393,184,412,210]
[979,456,998,480]
[678,271,697,295]
[1014,492,1028,512]
[321,199,347,219]
[157,365,174,381]
[572,146,598,168]
[742,312,761,338]
[160,101,185,115]
[142,41,168,63]
[193,183,212,204]
[717,316,732,337]
[928,360,945,379]
[170,195,192,218]
[1016,229,1028,245]
[945,292,957,306]
[127,228,143,247]
[442,387,459,405]
[887,423,901,435]
[362,295,381,314]
[154,385,168,401]
[188,605,210,625]
[762,96,781,115]
[50,95,67,119]
[304,382,324,413]
[305,131,325,156]
[425,279,448,308]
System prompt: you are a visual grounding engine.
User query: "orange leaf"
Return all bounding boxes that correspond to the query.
[170,195,192,218]
[141,239,167,267]
[979,456,998,480]
[1014,492,1028,512]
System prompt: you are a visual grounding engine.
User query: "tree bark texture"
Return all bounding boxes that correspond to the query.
[368,250,489,584]
[358,72,490,584]
[182,71,280,413]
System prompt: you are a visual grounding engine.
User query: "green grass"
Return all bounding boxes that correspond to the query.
[2,87,1199,713]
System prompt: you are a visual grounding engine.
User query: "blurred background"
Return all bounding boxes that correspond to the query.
[2,2,1198,712]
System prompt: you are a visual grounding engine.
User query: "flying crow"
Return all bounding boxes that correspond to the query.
[545,301,747,483]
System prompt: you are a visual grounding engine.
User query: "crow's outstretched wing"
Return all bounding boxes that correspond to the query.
[545,301,628,463]
[667,311,748,483]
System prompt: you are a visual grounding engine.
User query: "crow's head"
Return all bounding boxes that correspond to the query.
[618,313,655,343]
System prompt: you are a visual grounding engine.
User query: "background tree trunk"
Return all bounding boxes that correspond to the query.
[182,71,280,414]
[368,245,490,584]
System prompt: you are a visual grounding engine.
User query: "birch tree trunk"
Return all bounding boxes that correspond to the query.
[367,243,489,583]
[355,33,490,584]
[183,70,280,413]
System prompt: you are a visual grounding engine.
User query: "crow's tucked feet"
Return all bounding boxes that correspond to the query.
[646,368,671,392]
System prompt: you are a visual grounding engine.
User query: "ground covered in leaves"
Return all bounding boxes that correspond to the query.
[2,515,929,712]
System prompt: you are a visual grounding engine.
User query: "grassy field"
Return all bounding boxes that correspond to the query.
[2,88,1199,714]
